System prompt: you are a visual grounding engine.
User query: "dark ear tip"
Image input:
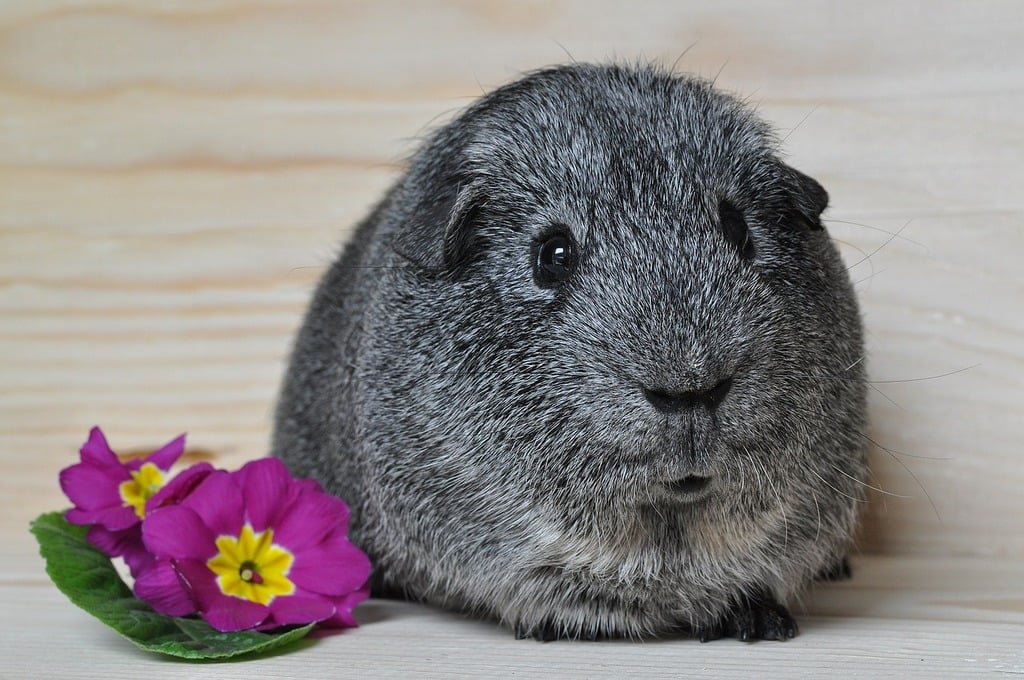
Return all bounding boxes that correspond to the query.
[805,173,829,211]
[789,166,829,213]
[776,161,829,231]
[387,169,483,276]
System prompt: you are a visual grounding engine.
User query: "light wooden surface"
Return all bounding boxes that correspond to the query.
[1,1,1022,676]
[4,551,1024,677]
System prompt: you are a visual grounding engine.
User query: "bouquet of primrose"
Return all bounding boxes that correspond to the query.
[31,427,372,659]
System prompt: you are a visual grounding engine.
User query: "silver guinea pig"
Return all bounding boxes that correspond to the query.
[273,63,867,642]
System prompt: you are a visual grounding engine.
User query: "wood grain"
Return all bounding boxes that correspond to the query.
[2,1,1022,674]
[4,551,1024,678]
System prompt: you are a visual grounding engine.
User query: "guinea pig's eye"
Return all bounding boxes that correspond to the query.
[719,199,755,261]
[534,230,576,287]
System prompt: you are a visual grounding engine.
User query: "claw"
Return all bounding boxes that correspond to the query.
[697,589,799,642]
[514,618,594,642]
[816,557,853,582]
[514,621,560,642]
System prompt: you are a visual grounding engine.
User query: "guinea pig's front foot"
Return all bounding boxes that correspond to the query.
[695,590,798,642]
[815,557,853,582]
[513,618,601,642]
[514,619,559,642]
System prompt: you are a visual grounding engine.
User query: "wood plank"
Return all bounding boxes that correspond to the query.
[3,556,1023,678]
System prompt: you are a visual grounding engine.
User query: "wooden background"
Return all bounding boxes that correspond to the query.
[2,1,1022,676]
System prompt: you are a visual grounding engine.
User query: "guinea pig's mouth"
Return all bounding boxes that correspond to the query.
[664,475,712,499]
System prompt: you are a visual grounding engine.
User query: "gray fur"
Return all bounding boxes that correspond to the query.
[273,63,867,641]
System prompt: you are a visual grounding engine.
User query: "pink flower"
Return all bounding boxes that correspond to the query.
[59,427,186,574]
[138,458,371,632]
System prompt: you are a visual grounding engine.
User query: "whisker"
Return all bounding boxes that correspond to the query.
[854,268,886,288]
[858,438,952,461]
[832,232,879,289]
[868,383,904,410]
[782,105,820,144]
[827,218,928,250]
[795,362,976,388]
[806,467,867,504]
[870,364,980,384]
[829,464,913,499]
[860,433,944,522]
[831,237,872,259]
[752,454,788,555]
[846,219,913,272]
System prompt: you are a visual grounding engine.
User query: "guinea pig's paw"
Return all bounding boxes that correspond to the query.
[815,557,853,582]
[513,617,600,642]
[514,618,562,642]
[699,590,799,642]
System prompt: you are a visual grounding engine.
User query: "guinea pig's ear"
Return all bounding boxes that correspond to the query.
[390,171,484,277]
[774,162,829,232]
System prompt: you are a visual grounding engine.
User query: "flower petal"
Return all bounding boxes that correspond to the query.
[64,507,102,527]
[142,505,215,560]
[181,470,244,538]
[294,477,324,494]
[265,591,335,627]
[203,596,270,632]
[146,462,214,513]
[172,558,214,602]
[59,463,127,511]
[272,488,350,551]
[79,427,120,468]
[320,583,371,628]
[134,560,195,616]
[142,433,186,471]
[67,503,139,532]
[94,504,141,531]
[234,458,291,532]
[289,533,372,596]
[86,524,153,575]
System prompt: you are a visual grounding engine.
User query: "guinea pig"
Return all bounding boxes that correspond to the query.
[273,63,867,642]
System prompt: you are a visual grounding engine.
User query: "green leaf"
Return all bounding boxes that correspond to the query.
[29,511,315,659]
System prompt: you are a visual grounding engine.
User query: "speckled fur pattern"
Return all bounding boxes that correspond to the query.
[273,63,868,641]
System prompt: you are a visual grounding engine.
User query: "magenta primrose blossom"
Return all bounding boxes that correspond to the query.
[59,427,187,575]
[138,458,371,632]
[59,428,371,633]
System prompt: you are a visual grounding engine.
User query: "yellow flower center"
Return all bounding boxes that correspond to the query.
[206,525,295,605]
[118,462,165,518]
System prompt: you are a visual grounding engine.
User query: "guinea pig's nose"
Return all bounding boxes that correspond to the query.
[642,377,732,413]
